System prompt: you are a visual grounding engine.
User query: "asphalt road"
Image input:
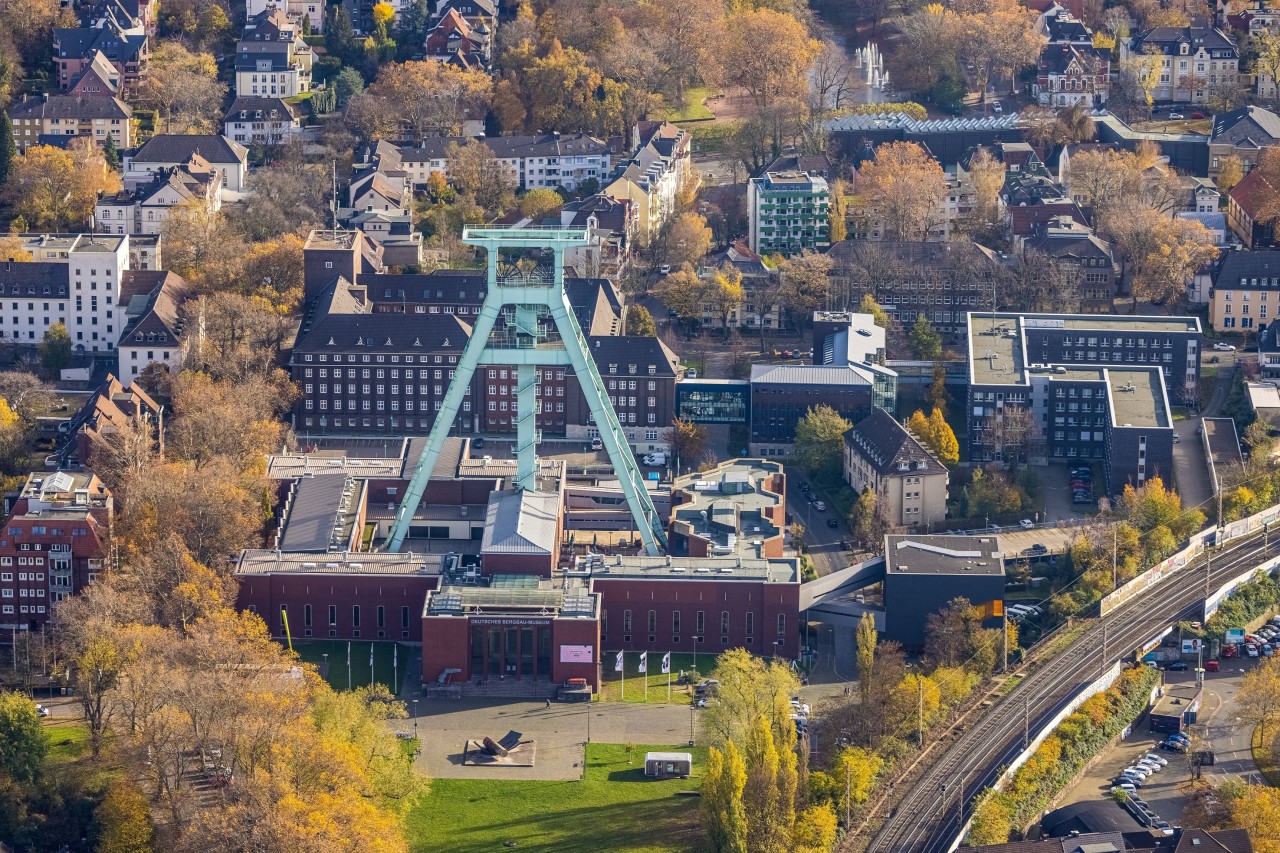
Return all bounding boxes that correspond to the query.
[862,528,1278,853]
[786,472,852,578]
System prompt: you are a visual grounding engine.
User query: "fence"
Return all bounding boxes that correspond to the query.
[1100,502,1280,617]
[1203,555,1280,622]
[942,660,1127,853]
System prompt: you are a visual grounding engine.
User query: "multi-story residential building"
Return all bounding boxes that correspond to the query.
[694,241,780,332]
[55,374,164,469]
[95,155,222,236]
[965,312,1197,494]
[53,21,149,96]
[559,194,638,280]
[1032,6,1110,107]
[7,92,132,152]
[748,170,831,256]
[223,97,303,146]
[1034,42,1111,107]
[1208,249,1280,332]
[843,407,949,528]
[604,122,692,240]
[0,471,112,631]
[1022,216,1118,313]
[1209,106,1280,181]
[396,134,610,192]
[66,52,123,99]
[116,270,189,387]
[0,233,129,353]
[125,134,249,193]
[433,0,497,27]
[233,8,313,99]
[246,0,326,33]
[824,240,1002,345]
[424,8,491,69]
[1122,26,1239,105]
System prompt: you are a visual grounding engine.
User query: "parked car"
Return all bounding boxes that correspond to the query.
[1223,644,1239,658]
[1028,543,1048,554]
[1169,112,1185,119]
[660,265,672,275]
[1112,782,1137,793]
[1143,754,1168,767]
[1205,659,1220,671]
[590,437,603,450]
[1020,519,1035,529]
[1213,342,1237,351]
[826,518,838,529]
[813,501,826,511]
[1161,739,1187,753]
[1165,661,1189,671]
[1169,732,1190,744]
[1247,644,1261,657]
[1190,111,1206,119]
[472,437,486,449]
[35,704,49,718]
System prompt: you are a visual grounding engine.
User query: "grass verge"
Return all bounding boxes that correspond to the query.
[289,639,412,692]
[598,652,711,704]
[406,743,709,853]
[1251,724,1280,786]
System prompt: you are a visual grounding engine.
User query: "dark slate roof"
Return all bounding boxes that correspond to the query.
[585,336,679,377]
[8,93,130,121]
[1133,26,1237,54]
[1211,105,1280,146]
[396,134,608,162]
[119,271,188,343]
[294,280,475,353]
[54,27,146,64]
[1213,247,1280,287]
[131,134,248,165]
[1173,828,1253,853]
[0,261,70,296]
[1039,42,1109,74]
[224,97,301,123]
[825,239,1001,270]
[844,407,947,477]
[435,0,498,18]
[1025,218,1113,259]
[235,42,295,72]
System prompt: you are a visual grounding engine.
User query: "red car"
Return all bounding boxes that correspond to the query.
[1222,644,1238,658]
[1205,660,1220,671]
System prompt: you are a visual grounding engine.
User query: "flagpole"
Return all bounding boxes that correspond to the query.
[621,651,625,701]
[370,643,375,688]
[347,641,352,690]
[667,652,672,703]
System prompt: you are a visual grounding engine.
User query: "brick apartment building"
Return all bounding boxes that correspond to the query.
[0,471,112,631]
[291,234,678,451]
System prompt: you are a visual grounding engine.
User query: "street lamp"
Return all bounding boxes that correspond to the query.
[322,653,328,679]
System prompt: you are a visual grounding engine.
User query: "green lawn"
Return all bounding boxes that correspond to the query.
[664,87,718,122]
[598,652,713,704]
[407,743,709,852]
[288,639,413,692]
[45,721,90,765]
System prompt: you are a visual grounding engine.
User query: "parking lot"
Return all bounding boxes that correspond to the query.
[1050,658,1265,833]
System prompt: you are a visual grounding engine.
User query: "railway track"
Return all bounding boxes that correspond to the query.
[866,530,1273,853]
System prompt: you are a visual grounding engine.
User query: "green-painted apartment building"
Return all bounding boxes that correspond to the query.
[747,170,830,256]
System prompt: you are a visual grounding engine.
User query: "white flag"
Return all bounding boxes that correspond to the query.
[347,642,351,665]
[638,652,647,673]
[369,644,374,668]
[393,644,398,667]
[615,650,624,672]
[661,652,671,674]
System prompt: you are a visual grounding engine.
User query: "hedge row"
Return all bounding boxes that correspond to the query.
[973,665,1160,837]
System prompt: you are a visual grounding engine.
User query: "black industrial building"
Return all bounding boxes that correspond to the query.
[882,534,1006,648]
